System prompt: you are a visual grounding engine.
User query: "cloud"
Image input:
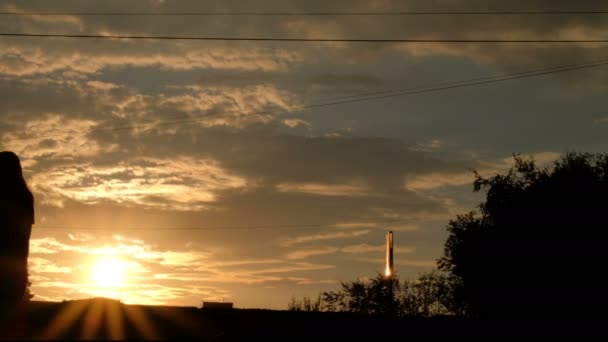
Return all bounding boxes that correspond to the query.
[30,236,209,266]
[29,156,247,210]
[32,280,226,305]
[67,233,94,242]
[332,222,380,229]
[276,182,371,196]
[2,0,607,92]
[206,259,284,268]
[284,243,415,260]
[285,277,337,285]
[308,72,385,94]
[240,262,335,275]
[395,259,437,268]
[341,244,383,254]
[86,80,120,90]
[0,77,301,140]
[358,257,436,268]
[405,152,561,191]
[409,139,442,152]
[30,237,72,254]
[28,232,339,305]
[0,66,469,223]
[282,229,371,247]
[283,118,310,128]
[158,84,300,128]
[112,235,145,245]
[0,42,301,76]
[286,247,340,260]
[154,251,210,267]
[5,0,601,309]
[2,114,114,160]
[212,263,336,281]
[340,244,415,254]
[150,260,336,284]
[388,223,420,232]
[405,171,476,191]
[29,257,72,274]
[329,222,418,231]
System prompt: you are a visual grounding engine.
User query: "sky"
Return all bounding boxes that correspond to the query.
[1,0,607,309]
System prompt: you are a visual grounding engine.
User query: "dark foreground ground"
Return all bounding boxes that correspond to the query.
[0,298,604,340]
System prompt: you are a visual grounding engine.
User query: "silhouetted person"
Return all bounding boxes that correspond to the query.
[0,152,34,304]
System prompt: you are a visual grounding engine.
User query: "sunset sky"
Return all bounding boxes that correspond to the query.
[1,0,607,309]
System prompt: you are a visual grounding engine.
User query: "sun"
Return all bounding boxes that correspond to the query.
[91,257,128,288]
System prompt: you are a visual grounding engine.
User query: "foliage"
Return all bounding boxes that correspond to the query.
[439,152,608,318]
[400,271,454,317]
[321,273,400,316]
[288,294,322,312]
[290,271,453,317]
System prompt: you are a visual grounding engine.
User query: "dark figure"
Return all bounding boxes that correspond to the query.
[0,152,34,303]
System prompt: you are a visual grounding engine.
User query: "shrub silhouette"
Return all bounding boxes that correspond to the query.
[290,272,452,317]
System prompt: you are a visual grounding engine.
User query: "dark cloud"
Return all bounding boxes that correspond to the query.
[309,73,385,94]
[3,0,608,80]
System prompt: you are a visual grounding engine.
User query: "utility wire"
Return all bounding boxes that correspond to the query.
[318,59,608,102]
[1,11,608,16]
[34,222,398,231]
[5,59,607,143]
[1,33,607,43]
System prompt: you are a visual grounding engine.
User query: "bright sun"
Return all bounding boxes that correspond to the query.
[91,257,128,288]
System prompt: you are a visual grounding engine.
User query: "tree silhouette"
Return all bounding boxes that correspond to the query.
[320,274,399,316]
[400,271,454,317]
[295,272,452,317]
[439,153,608,318]
[288,294,322,312]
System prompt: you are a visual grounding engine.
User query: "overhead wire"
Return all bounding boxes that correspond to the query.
[4,58,608,143]
[33,221,404,231]
[1,11,608,16]
[1,33,607,43]
[317,59,608,102]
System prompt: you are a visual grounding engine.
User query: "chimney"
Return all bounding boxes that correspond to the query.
[385,231,394,278]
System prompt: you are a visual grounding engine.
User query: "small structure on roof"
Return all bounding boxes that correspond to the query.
[201,301,233,310]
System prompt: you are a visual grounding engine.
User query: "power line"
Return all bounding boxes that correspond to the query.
[5,59,607,143]
[1,11,608,16]
[318,59,608,102]
[34,222,397,231]
[34,223,327,230]
[1,33,608,43]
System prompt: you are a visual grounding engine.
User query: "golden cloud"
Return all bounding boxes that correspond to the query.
[2,114,115,161]
[405,151,561,191]
[285,247,340,260]
[341,243,415,254]
[281,229,371,247]
[29,156,248,210]
[276,182,371,197]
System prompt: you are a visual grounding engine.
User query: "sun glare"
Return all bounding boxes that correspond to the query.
[91,257,128,288]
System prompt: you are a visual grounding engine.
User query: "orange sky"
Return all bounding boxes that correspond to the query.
[2,0,608,309]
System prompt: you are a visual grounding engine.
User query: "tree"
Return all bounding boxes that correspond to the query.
[400,271,454,317]
[439,153,608,318]
[321,274,399,316]
[317,272,452,317]
[287,294,322,312]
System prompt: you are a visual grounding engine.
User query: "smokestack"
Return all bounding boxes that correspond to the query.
[385,231,394,278]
